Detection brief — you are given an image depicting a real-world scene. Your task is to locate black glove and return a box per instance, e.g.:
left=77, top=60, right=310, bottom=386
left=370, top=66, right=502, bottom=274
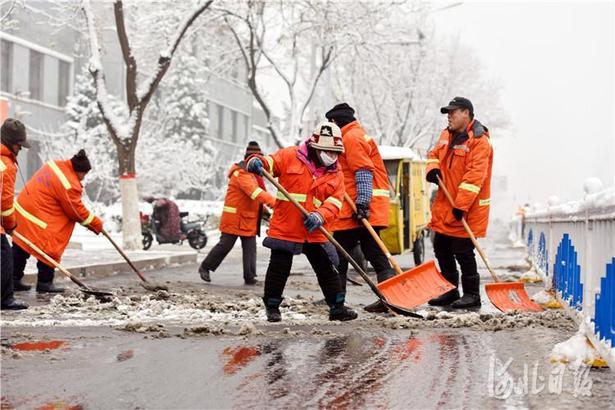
left=452, top=208, right=464, bottom=221
left=426, top=168, right=442, bottom=185
left=354, top=203, right=370, bottom=221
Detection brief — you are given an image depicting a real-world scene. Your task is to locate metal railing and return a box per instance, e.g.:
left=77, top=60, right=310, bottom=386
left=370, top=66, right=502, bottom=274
left=523, top=187, right=615, bottom=367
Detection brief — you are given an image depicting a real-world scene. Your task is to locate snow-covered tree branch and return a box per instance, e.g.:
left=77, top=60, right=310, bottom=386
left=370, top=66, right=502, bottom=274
left=80, top=0, right=214, bottom=249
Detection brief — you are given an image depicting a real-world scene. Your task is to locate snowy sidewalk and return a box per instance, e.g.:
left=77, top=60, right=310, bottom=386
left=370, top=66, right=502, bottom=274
left=21, top=225, right=198, bottom=284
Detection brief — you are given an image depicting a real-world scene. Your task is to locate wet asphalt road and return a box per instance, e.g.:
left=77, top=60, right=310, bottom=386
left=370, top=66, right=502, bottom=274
left=1, top=224, right=614, bottom=409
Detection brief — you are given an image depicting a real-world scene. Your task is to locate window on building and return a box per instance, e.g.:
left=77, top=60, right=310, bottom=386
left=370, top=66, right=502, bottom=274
left=218, top=104, right=224, bottom=139
left=29, top=50, right=44, bottom=100
left=58, top=60, right=70, bottom=107
left=231, top=110, right=238, bottom=143
left=1, top=40, right=13, bottom=93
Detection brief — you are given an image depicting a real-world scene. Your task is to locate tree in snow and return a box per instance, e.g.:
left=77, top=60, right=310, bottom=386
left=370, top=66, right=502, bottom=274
left=81, top=0, right=214, bottom=249
left=40, top=65, right=123, bottom=204
left=219, top=0, right=399, bottom=148
left=137, top=45, right=219, bottom=199
left=324, top=3, right=508, bottom=153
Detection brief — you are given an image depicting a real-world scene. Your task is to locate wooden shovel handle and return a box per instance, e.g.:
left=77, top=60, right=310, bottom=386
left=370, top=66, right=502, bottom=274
left=343, top=192, right=404, bottom=276
left=436, top=175, right=500, bottom=283
left=12, top=230, right=90, bottom=289
left=101, top=229, right=148, bottom=283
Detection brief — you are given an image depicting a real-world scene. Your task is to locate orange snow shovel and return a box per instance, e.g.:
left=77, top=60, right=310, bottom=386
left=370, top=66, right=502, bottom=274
left=12, top=231, right=113, bottom=298
left=262, top=170, right=422, bottom=318
left=437, top=176, right=542, bottom=312
left=343, top=192, right=455, bottom=308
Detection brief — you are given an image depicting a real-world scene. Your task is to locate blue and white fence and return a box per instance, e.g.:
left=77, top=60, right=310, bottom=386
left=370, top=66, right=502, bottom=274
left=524, top=187, right=615, bottom=367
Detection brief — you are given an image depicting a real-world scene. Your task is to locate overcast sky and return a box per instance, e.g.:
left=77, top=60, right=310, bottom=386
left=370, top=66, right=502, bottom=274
left=431, top=1, right=614, bottom=209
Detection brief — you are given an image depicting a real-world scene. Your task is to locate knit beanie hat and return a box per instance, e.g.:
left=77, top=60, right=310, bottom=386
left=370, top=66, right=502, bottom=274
left=244, top=141, right=262, bottom=158
left=325, top=103, right=356, bottom=128
left=71, top=149, right=92, bottom=173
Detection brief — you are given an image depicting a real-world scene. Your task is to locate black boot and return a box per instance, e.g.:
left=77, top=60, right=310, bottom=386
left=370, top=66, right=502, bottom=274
left=1, top=299, right=28, bottom=310
left=36, top=282, right=65, bottom=293
left=198, top=265, right=211, bottom=282
left=450, top=293, right=481, bottom=309
left=329, top=305, right=358, bottom=321
left=364, top=299, right=388, bottom=313
left=263, top=297, right=282, bottom=322
left=428, top=289, right=460, bottom=306
left=13, top=280, right=32, bottom=292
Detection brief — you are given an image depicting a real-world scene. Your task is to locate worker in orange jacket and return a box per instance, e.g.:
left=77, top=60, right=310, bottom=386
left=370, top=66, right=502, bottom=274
left=325, top=103, right=393, bottom=313
left=425, top=97, right=493, bottom=309
left=1, top=119, right=29, bottom=310
left=246, top=122, right=357, bottom=322
left=12, top=149, right=104, bottom=293
left=199, top=141, right=276, bottom=285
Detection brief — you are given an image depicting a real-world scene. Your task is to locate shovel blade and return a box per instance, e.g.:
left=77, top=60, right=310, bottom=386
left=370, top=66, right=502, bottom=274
left=377, top=260, right=456, bottom=309
left=485, top=282, right=543, bottom=312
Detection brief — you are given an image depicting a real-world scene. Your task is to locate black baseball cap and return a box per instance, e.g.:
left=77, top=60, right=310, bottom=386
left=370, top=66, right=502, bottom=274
left=440, top=97, right=474, bottom=115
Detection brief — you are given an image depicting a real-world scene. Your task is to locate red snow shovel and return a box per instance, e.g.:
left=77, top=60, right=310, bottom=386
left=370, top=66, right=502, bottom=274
left=101, top=229, right=169, bottom=292
left=262, top=170, right=422, bottom=318
left=12, top=231, right=113, bottom=298
left=437, top=176, right=542, bottom=312
left=344, top=193, right=455, bottom=308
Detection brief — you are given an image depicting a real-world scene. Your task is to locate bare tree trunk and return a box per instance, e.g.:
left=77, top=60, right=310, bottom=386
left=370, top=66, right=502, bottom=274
left=82, top=0, right=213, bottom=249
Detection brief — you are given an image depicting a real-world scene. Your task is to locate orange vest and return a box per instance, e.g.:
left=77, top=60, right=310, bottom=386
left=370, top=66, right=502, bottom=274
left=333, top=121, right=390, bottom=230
left=426, top=120, right=493, bottom=238
left=0, top=144, right=17, bottom=235
left=13, top=159, right=103, bottom=263
left=219, top=163, right=275, bottom=237
left=263, top=146, right=345, bottom=243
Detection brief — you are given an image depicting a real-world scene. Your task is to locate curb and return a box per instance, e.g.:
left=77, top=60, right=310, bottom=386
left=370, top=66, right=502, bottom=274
left=22, top=252, right=197, bottom=285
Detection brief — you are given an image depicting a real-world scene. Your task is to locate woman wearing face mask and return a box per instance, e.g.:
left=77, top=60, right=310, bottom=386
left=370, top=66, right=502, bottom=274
left=246, top=121, right=357, bottom=323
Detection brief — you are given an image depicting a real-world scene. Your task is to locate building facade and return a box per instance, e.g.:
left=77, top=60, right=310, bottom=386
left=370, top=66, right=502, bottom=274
left=0, top=2, right=275, bottom=194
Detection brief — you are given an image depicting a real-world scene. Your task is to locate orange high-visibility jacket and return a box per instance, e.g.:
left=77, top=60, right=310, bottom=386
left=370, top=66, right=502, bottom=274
left=333, top=121, right=390, bottom=231
left=262, top=146, right=345, bottom=243
left=219, top=162, right=275, bottom=237
left=426, top=120, right=493, bottom=238
left=13, top=159, right=103, bottom=263
left=0, top=144, right=18, bottom=235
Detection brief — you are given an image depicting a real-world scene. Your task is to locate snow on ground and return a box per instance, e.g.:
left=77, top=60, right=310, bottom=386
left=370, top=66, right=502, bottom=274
left=0, top=289, right=577, bottom=334
left=550, top=326, right=604, bottom=367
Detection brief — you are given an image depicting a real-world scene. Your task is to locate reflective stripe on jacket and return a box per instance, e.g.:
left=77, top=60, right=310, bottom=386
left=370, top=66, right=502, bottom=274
left=333, top=121, right=390, bottom=231
left=264, top=146, right=345, bottom=243
left=219, top=163, right=275, bottom=236
left=0, top=144, right=17, bottom=235
left=13, top=159, right=103, bottom=263
left=426, top=119, right=493, bottom=238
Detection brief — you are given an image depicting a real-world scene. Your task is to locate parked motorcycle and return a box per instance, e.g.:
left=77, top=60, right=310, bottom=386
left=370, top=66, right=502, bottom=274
left=141, top=211, right=208, bottom=250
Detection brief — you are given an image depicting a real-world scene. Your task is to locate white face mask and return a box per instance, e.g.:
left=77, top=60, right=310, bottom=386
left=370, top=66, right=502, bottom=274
left=318, top=150, right=338, bottom=167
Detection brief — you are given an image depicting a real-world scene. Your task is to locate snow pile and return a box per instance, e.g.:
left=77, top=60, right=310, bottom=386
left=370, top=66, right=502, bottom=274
left=526, top=181, right=615, bottom=219
left=519, top=266, right=543, bottom=283
left=531, top=290, right=562, bottom=309
left=0, top=291, right=324, bottom=328
left=550, top=327, right=605, bottom=367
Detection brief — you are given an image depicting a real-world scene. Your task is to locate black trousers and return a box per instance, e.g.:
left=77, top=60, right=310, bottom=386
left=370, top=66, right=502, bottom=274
left=433, top=232, right=480, bottom=296
left=333, top=227, right=395, bottom=293
left=200, top=233, right=257, bottom=281
left=263, top=243, right=343, bottom=307
left=12, top=243, right=55, bottom=284
left=1, top=234, right=15, bottom=304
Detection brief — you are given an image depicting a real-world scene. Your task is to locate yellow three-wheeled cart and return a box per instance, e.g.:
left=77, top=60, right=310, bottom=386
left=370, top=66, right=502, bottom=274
left=379, top=146, right=432, bottom=266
